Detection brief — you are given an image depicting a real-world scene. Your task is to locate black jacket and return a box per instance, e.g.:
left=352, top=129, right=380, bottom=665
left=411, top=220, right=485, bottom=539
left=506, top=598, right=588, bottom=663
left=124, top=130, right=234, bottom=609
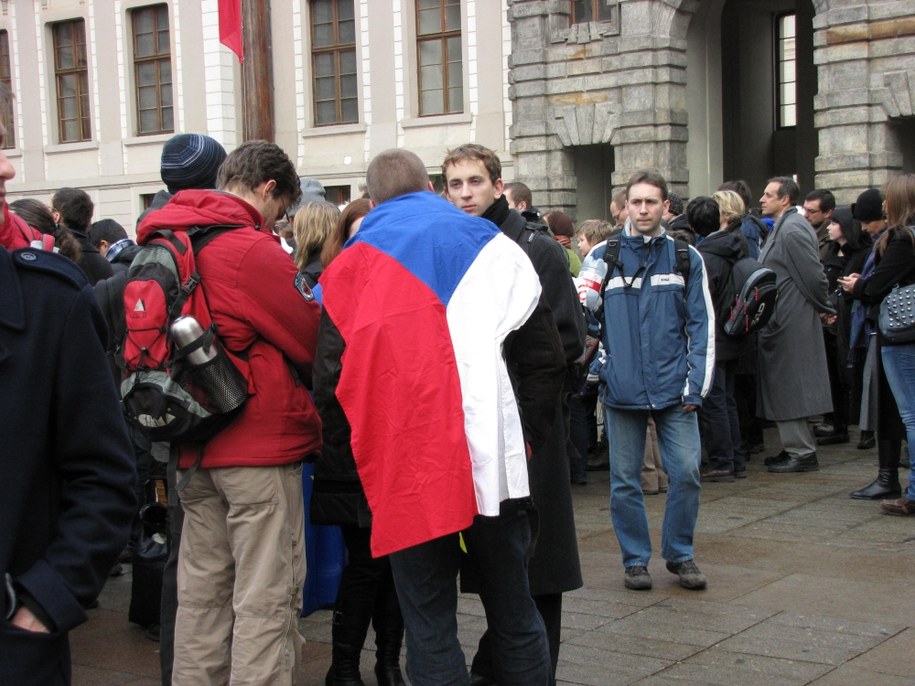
left=70, top=228, right=113, bottom=284
left=697, top=229, right=749, bottom=362
left=0, top=246, right=135, bottom=685
left=476, top=197, right=583, bottom=595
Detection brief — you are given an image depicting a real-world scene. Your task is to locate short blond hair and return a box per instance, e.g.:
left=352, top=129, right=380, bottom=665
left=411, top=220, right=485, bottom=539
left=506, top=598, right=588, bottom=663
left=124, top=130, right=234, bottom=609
left=576, top=218, right=614, bottom=245
left=712, top=190, right=745, bottom=225
left=293, top=201, right=341, bottom=271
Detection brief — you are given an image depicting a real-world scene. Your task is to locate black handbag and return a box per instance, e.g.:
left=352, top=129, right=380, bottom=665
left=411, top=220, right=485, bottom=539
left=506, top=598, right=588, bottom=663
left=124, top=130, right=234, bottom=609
left=878, top=284, right=915, bottom=344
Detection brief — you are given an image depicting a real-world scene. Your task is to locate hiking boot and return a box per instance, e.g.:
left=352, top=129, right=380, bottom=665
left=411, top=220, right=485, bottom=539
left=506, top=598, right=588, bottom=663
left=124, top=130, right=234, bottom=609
left=763, top=450, right=789, bottom=466
left=881, top=496, right=915, bottom=516
left=665, top=559, right=707, bottom=590
left=768, top=452, right=819, bottom=473
left=624, top=565, right=652, bottom=591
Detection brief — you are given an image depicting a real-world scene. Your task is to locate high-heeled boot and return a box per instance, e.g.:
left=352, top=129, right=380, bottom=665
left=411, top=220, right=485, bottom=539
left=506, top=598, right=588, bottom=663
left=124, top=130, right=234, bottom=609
left=372, top=587, right=405, bottom=686
left=850, top=439, right=902, bottom=500
left=325, top=611, right=368, bottom=686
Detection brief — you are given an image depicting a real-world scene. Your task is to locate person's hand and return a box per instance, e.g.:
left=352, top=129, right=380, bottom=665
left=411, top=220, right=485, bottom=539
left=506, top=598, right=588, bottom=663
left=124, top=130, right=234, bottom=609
left=838, top=273, right=859, bottom=293
left=10, top=606, right=50, bottom=633
left=820, top=312, right=837, bottom=326
left=682, top=403, right=699, bottom=413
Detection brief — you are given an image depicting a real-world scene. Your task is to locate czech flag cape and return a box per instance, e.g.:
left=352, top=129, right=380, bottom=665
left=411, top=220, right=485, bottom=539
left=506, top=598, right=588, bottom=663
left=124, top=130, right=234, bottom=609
left=320, top=192, right=541, bottom=557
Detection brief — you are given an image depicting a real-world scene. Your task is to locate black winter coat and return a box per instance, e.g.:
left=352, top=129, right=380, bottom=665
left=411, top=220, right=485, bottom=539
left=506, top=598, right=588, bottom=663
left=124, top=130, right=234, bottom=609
left=479, top=199, right=584, bottom=596
left=697, top=229, right=749, bottom=362
left=69, top=228, right=113, bottom=284
left=0, top=246, right=136, bottom=685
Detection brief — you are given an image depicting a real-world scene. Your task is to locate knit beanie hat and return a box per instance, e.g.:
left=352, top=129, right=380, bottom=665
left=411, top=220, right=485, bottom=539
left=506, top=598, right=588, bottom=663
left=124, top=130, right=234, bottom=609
left=160, top=134, right=228, bottom=193
left=851, top=188, right=883, bottom=223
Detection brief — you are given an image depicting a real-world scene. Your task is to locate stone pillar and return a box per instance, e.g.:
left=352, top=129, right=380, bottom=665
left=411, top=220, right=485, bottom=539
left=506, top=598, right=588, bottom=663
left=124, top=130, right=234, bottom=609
left=813, top=5, right=915, bottom=202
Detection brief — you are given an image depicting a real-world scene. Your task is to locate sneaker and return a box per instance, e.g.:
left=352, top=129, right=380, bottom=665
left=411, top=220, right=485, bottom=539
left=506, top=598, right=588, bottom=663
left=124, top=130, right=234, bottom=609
left=665, top=559, right=707, bottom=590
left=624, top=565, right=652, bottom=591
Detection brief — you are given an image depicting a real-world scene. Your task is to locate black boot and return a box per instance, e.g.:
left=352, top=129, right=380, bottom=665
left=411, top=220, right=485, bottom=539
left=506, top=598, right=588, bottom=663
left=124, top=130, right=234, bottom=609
left=326, top=611, right=368, bottom=686
left=372, top=586, right=405, bottom=686
left=850, top=439, right=902, bottom=500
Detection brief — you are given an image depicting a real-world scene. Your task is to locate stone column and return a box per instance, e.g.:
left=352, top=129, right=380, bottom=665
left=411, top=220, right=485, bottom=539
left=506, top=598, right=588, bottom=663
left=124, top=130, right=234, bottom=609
left=813, top=5, right=915, bottom=202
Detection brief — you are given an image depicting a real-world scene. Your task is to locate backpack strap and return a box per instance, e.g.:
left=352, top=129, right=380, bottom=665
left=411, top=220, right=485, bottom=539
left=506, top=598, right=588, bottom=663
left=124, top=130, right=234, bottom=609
left=601, top=234, right=622, bottom=289
left=673, top=237, right=691, bottom=286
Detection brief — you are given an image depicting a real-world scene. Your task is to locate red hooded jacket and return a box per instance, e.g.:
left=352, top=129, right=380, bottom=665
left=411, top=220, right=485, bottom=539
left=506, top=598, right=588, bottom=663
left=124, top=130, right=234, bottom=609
left=136, top=189, right=322, bottom=469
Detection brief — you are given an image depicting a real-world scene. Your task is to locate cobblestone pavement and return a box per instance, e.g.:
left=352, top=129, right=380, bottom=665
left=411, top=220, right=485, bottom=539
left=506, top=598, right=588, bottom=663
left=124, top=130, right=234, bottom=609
left=72, top=427, right=914, bottom=685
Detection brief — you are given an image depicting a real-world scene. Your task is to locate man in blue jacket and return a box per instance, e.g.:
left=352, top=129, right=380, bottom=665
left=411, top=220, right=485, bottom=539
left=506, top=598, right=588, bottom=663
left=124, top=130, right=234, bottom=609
left=580, top=170, right=714, bottom=592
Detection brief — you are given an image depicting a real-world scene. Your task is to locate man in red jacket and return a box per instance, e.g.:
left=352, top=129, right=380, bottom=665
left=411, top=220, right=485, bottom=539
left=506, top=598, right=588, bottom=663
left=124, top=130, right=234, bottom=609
left=136, top=141, right=321, bottom=684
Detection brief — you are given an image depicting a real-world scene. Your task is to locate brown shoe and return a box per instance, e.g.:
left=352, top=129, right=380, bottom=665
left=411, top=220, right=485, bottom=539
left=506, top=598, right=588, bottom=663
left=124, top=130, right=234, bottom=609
left=880, top=497, right=915, bottom=516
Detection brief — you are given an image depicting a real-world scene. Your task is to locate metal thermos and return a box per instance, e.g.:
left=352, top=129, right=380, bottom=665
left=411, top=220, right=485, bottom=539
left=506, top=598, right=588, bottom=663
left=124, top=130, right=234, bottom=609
left=170, top=316, right=216, bottom=365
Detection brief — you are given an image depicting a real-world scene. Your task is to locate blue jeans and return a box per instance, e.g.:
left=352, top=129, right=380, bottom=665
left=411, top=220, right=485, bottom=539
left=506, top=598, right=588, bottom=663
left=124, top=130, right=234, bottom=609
left=881, top=343, right=915, bottom=498
left=388, top=502, right=550, bottom=686
left=604, top=404, right=702, bottom=567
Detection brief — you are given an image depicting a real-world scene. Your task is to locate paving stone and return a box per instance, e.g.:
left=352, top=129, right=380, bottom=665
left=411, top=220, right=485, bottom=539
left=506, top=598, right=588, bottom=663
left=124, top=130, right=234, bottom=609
left=648, top=646, right=835, bottom=685
left=840, top=627, right=915, bottom=676
left=557, top=642, right=672, bottom=684
left=808, top=665, right=915, bottom=685
left=717, top=611, right=897, bottom=665
left=737, top=575, right=911, bottom=627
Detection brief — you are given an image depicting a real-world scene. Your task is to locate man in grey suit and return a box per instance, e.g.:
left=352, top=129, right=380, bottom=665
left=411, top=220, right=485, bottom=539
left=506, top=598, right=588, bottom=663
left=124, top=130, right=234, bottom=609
left=757, top=177, right=835, bottom=473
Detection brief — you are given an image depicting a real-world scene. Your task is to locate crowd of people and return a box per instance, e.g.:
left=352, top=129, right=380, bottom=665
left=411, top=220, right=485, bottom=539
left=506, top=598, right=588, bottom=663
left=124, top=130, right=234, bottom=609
left=2, top=80, right=914, bottom=683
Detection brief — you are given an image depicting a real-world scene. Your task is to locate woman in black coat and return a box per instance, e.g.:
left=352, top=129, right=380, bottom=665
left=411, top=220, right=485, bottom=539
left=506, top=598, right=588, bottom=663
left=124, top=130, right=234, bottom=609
left=817, top=207, right=871, bottom=445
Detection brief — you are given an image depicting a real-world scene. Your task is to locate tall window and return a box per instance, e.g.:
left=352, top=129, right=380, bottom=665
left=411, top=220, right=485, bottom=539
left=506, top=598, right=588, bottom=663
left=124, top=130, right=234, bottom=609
left=571, top=0, right=612, bottom=24
left=776, top=13, right=796, bottom=128
left=416, top=0, right=462, bottom=116
left=311, top=0, right=358, bottom=126
left=132, top=4, right=173, bottom=134
left=0, top=31, right=13, bottom=148
left=52, top=19, right=91, bottom=143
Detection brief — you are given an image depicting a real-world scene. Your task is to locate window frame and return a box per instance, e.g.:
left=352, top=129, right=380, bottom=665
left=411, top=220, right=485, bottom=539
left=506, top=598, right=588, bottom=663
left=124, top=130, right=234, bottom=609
left=570, top=0, right=613, bottom=25
left=775, top=12, right=797, bottom=129
left=415, top=0, right=463, bottom=117
left=0, top=30, right=14, bottom=149
left=51, top=18, right=92, bottom=144
left=310, top=0, right=359, bottom=127
left=131, top=3, right=174, bottom=136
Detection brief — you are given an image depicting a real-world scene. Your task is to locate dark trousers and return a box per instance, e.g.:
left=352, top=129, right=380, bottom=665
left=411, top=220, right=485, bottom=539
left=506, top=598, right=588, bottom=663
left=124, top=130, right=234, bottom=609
left=568, top=393, right=594, bottom=482
left=389, top=502, right=550, bottom=686
left=336, top=524, right=401, bottom=655
left=159, top=455, right=183, bottom=685
left=471, top=592, right=562, bottom=685
left=701, top=359, right=745, bottom=472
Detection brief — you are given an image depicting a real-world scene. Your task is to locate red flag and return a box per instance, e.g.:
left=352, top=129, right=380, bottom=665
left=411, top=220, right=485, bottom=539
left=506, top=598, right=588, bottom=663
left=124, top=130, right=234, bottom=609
left=218, top=0, right=243, bottom=62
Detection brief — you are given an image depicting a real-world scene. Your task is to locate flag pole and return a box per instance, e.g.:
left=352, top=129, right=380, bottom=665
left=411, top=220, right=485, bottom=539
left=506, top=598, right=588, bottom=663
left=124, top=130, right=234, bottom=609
left=240, top=0, right=275, bottom=142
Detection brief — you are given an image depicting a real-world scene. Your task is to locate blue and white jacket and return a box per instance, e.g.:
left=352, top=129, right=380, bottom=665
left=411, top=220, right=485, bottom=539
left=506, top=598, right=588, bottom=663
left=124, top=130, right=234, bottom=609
left=578, top=226, right=715, bottom=410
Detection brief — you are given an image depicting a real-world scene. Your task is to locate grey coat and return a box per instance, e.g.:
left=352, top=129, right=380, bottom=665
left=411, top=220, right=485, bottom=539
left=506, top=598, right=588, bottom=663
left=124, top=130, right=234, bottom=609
left=757, top=208, right=834, bottom=420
